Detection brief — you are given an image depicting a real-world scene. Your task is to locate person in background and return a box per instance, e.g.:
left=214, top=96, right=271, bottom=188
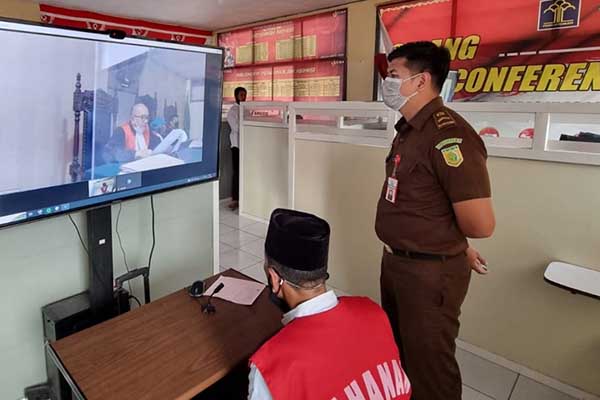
left=149, top=116, right=188, bottom=156
left=376, top=41, right=495, bottom=400
left=248, top=208, right=411, bottom=400
left=165, top=105, right=180, bottom=133
left=150, top=117, right=167, bottom=140
left=226, top=87, right=247, bottom=210
left=103, top=103, right=161, bottom=163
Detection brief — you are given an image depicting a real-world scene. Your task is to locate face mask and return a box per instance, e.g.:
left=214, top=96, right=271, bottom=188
left=268, top=275, right=291, bottom=314
left=382, top=74, right=421, bottom=111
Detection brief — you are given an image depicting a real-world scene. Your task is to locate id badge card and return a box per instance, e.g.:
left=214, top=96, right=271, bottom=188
left=385, top=177, right=398, bottom=203
left=385, top=154, right=401, bottom=203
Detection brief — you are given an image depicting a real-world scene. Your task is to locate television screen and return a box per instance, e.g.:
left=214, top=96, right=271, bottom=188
left=0, top=19, right=223, bottom=229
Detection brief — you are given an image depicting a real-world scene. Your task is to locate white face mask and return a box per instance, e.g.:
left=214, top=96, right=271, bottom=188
left=382, top=74, right=421, bottom=111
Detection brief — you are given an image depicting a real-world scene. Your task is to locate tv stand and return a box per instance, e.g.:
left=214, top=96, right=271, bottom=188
left=36, top=203, right=153, bottom=400
left=87, top=204, right=115, bottom=320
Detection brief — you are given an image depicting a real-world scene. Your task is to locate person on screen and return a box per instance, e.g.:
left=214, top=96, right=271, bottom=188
left=150, top=117, right=168, bottom=139
left=226, top=86, right=246, bottom=210
left=248, top=209, right=411, bottom=400
left=150, top=116, right=189, bottom=155
left=165, top=105, right=181, bottom=133
left=103, top=103, right=161, bottom=163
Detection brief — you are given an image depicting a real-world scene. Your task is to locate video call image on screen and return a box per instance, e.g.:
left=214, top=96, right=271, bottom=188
left=0, top=23, right=223, bottom=227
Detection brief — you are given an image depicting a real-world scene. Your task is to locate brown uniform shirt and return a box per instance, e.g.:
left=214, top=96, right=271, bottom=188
left=375, top=97, right=491, bottom=256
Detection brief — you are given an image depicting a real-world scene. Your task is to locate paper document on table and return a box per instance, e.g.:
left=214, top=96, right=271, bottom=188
left=205, top=276, right=265, bottom=306
left=153, top=129, right=189, bottom=154
left=121, top=154, right=184, bottom=173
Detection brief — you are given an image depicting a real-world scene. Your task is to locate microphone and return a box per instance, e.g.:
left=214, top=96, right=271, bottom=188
left=202, top=282, right=224, bottom=314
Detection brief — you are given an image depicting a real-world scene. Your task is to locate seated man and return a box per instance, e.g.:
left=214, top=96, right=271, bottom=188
left=249, top=208, right=412, bottom=400
left=103, top=103, right=161, bottom=163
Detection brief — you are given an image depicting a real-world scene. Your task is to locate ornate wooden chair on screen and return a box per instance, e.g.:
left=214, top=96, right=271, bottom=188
left=70, top=73, right=119, bottom=182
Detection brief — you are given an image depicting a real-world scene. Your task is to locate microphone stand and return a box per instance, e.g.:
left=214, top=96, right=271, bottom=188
left=202, top=282, right=224, bottom=314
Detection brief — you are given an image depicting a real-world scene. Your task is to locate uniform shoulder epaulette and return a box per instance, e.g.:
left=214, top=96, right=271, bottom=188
left=433, top=109, right=457, bottom=130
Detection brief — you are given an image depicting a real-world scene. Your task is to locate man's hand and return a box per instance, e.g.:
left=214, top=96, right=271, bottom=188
left=135, top=149, right=152, bottom=159
left=466, top=246, right=488, bottom=275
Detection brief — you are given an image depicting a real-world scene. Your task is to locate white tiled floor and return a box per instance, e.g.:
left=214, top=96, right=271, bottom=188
left=240, top=262, right=268, bottom=284
left=240, top=238, right=266, bottom=259
left=240, top=222, right=269, bottom=238
left=220, top=229, right=262, bottom=248
left=510, top=376, right=580, bottom=400
left=220, top=248, right=262, bottom=270
left=457, top=348, right=519, bottom=400
left=218, top=204, right=580, bottom=400
left=463, top=385, right=494, bottom=400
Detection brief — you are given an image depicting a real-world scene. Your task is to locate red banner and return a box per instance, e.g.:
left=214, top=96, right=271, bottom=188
left=39, top=4, right=211, bottom=45
left=379, top=0, right=600, bottom=102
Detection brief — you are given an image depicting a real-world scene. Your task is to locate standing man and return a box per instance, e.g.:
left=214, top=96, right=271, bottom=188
left=375, top=41, right=495, bottom=400
left=226, top=86, right=247, bottom=210
left=249, top=208, right=412, bottom=400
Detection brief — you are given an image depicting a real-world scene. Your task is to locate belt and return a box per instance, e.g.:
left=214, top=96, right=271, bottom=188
left=384, top=244, right=448, bottom=262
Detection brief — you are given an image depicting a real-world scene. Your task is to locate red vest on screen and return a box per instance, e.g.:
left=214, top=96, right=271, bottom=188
left=250, top=296, right=412, bottom=400
left=121, top=123, right=150, bottom=151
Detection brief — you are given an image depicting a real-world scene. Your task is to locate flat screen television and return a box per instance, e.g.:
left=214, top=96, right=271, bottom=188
left=0, top=19, right=223, bottom=229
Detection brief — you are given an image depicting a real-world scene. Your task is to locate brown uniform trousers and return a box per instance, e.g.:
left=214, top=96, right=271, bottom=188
left=380, top=249, right=471, bottom=400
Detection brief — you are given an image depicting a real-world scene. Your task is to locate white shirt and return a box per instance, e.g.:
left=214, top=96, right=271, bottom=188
left=227, top=103, right=240, bottom=148
left=135, top=129, right=148, bottom=152
left=248, top=290, right=339, bottom=400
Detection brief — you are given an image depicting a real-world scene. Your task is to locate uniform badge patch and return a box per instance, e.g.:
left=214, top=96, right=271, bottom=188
left=441, top=145, right=464, bottom=167
left=435, top=138, right=463, bottom=150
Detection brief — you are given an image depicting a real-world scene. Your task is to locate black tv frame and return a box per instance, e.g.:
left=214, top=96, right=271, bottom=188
left=0, top=17, right=224, bottom=231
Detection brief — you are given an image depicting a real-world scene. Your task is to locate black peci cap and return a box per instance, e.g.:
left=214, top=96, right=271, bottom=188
left=265, top=209, right=330, bottom=271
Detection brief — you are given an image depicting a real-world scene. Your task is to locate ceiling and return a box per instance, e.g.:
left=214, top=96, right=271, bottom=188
left=37, top=0, right=358, bottom=31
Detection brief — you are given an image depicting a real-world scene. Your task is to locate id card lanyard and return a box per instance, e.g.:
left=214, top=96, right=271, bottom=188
left=385, top=154, right=401, bottom=203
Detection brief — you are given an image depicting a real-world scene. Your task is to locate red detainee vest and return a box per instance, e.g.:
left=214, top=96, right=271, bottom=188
left=251, top=296, right=412, bottom=400
left=121, top=123, right=150, bottom=151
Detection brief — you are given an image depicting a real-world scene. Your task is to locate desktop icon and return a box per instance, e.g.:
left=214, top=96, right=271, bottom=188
left=45, top=208, right=53, bottom=214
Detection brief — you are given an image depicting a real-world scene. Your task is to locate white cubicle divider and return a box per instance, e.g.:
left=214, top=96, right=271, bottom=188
left=238, top=100, right=397, bottom=218
left=288, top=102, right=398, bottom=210
left=239, top=102, right=289, bottom=222
left=286, top=102, right=398, bottom=299
left=238, top=99, right=600, bottom=220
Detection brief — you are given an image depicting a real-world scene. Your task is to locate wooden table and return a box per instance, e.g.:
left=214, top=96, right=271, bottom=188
left=47, top=269, right=282, bottom=400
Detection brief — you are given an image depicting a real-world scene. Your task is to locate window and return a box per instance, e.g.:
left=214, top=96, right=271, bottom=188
left=457, top=111, right=535, bottom=149
left=219, top=10, right=347, bottom=103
